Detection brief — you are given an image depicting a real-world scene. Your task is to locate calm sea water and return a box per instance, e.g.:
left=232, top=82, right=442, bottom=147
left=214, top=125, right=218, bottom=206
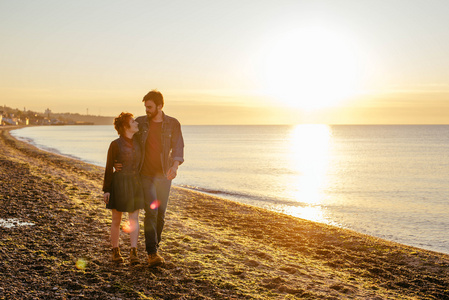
left=11, top=125, right=449, bottom=254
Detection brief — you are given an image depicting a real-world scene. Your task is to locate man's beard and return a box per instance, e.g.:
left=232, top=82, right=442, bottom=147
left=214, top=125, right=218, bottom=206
left=147, top=110, right=158, bottom=119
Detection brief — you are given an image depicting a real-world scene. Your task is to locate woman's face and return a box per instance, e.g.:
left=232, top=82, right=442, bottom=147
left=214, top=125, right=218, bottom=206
left=127, top=118, right=139, bottom=134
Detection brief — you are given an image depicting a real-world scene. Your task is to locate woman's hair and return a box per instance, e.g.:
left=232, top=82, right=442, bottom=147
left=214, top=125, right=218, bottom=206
left=114, top=112, right=133, bottom=135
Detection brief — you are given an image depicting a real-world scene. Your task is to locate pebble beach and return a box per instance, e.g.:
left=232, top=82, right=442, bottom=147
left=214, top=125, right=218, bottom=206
left=1, top=126, right=448, bottom=299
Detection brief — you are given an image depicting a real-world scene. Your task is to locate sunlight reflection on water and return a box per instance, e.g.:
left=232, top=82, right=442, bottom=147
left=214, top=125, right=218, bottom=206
left=286, top=124, right=332, bottom=223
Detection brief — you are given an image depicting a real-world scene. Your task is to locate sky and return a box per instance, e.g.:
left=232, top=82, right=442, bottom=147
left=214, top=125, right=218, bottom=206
left=1, top=0, right=449, bottom=124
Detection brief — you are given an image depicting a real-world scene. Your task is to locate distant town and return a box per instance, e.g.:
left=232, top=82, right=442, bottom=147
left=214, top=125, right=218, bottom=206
left=1, top=105, right=114, bottom=126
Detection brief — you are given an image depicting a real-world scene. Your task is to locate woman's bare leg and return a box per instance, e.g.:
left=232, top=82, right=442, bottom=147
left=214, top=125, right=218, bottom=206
left=128, top=210, right=140, bottom=248
left=111, top=209, right=122, bottom=248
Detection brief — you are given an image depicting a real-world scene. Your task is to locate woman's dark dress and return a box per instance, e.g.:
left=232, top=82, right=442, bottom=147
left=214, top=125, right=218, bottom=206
left=103, top=136, right=144, bottom=212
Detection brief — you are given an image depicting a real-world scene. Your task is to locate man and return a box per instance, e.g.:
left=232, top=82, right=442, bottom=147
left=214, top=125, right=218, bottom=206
left=135, top=90, right=184, bottom=267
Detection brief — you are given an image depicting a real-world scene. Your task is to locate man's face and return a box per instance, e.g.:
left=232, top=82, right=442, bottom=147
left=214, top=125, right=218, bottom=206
left=144, top=100, right=159, bottom=119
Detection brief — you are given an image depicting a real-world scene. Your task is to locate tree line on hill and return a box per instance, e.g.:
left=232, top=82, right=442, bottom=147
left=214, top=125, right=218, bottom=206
left=1, top=106, right=114, bottom=126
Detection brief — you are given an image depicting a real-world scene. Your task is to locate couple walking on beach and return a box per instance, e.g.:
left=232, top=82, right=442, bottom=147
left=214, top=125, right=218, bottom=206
left=102, top=90, right=184, bottom=267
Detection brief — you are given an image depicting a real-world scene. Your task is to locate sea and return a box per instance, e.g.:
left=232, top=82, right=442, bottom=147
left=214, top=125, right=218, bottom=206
left=11, top=125, right=449, bottom=254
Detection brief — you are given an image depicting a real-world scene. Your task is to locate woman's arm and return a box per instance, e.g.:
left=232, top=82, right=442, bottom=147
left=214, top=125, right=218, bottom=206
left=102, top=141, right=119, bottom=193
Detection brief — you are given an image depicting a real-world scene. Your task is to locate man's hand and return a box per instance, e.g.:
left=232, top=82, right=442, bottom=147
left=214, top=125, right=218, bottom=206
left=113, top=160, right=122, bottom=172
left=104, top=192, right=110, bottom=204
left=166, top=164, right=179, bottom=180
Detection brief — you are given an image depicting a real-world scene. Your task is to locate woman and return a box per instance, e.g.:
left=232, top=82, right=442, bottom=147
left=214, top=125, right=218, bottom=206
left=103, top=112, right=144, bottom=264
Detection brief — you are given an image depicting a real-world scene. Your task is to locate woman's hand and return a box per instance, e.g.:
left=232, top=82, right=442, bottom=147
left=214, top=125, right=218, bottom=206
left=104, top=192, right=110, bottom=204
left=113, top=160, right=122, bottom=172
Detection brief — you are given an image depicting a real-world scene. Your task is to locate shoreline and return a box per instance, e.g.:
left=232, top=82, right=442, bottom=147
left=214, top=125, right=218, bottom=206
left=10, top=124, right=449, bottom=256
left=1, top=127, right=449, bottom=299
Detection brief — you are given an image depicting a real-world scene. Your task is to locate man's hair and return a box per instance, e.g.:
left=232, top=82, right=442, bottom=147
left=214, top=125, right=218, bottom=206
left=142, top=90, right=164, bottom=107
left=114, top=112, right=133, bottom=136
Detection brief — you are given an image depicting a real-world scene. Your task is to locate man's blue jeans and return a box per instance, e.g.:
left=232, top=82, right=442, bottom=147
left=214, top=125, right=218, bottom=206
left=141, top=174, right=172, bottom=254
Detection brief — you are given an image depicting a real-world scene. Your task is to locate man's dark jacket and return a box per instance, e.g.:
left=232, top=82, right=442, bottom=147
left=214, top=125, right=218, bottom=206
left=135, top=112, right=184, bottom=177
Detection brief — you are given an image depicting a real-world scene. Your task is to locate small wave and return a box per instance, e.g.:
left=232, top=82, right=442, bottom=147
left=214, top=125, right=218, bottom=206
left=177, top=184, right=316, bottom=207
left=11, top=130, right=101, bottom=166
left=178, top=184, right=254, bottom=198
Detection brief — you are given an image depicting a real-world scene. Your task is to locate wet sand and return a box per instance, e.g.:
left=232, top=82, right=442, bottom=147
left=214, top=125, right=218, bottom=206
left=1, top=126, right=448, bottom=299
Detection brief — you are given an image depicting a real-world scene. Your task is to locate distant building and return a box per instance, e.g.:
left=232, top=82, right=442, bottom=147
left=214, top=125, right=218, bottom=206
left=3, top=118, right=18, bottom=125
left=45, top=108, right=51, bottom=118
left=19, top=118, right=29, bottom=125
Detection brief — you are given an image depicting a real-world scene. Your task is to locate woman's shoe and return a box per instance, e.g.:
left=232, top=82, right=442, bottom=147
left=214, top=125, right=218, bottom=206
left=130, top=247, right=139, bottom=265
left=112, top=247, right=124, bottom=263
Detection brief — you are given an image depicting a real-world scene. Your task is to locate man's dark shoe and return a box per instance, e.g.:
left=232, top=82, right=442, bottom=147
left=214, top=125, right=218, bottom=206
left=148, top=252, right=165, bottom=267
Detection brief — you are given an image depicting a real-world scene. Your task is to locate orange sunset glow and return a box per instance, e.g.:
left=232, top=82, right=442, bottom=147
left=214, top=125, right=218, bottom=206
left=1, top=1, right=449, bottom=124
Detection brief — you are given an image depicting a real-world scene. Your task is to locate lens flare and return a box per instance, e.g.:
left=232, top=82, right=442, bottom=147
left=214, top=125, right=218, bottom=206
left=150, top=200, right=160, bottom=210
left=75, top=258, right=87, bottom=270
left=122, top=221, right=131, bottom=233
left=122, top=220, right=137, bottom=233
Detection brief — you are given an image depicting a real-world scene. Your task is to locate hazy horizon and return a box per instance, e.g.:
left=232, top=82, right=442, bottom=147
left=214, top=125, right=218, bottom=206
left=5, top=104, right=449, bottom=126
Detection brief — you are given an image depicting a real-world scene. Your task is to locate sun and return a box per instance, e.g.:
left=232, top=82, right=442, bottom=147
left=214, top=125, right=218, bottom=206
left=260, top=26, right=360, bottom=111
